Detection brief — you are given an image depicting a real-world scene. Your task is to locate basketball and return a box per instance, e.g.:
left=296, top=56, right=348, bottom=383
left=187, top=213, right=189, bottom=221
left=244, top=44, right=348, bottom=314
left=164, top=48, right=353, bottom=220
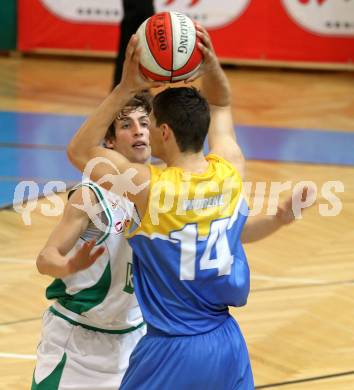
left=136, top=11, right=203, bottom=82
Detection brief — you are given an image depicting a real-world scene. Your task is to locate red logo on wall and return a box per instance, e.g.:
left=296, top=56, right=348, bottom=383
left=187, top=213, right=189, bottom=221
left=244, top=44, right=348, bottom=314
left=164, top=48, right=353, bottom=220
left=282, top=0, right=354, bottom=36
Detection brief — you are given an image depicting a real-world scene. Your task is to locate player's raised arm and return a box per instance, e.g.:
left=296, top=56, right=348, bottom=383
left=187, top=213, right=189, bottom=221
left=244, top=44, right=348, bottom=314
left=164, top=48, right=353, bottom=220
left=67, top=35, right=159, bottom=210
left=36, top=188, right=104, bottom=278
left=196, top=25, right=244, bottom=176
left=242, top=186, right=315, bottom=243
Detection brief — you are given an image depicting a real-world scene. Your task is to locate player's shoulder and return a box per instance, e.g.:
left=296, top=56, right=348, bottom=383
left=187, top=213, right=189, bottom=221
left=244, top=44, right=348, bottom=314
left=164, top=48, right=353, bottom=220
left=68, top=181, right=102, bottom=204
left=207, top=153, right=242, bottom=173
left=148, top=162, right=171, bottom=179
left=207, top=150, right=244, bottom=180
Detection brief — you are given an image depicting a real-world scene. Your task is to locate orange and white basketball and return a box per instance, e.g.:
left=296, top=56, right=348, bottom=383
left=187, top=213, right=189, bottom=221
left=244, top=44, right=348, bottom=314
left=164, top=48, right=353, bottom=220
left=136, top=11, right=203, bottom=82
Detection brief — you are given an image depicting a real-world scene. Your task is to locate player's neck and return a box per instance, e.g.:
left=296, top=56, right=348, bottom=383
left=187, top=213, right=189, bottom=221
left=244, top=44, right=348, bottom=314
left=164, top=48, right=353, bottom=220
left=166, top=151, right=209, bottom=173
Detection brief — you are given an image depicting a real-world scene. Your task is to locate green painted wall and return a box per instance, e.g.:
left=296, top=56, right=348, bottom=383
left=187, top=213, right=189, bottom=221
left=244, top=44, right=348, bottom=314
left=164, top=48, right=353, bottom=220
left=0, top=1, right=17, bottom=50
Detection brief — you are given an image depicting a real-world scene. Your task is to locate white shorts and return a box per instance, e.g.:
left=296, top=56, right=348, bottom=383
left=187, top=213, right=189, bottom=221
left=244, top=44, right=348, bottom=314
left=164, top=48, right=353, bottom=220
left=32, top=310, right=146, bottom=390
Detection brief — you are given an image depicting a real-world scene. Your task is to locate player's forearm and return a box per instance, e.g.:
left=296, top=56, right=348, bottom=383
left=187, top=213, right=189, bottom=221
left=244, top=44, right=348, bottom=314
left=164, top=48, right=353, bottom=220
left=36, top=246, right=71, bottom=279
left=67, top=85, right=135, bottom=171
left=201, top=61, right=231, bottom=107
left=202, top=61, right=237, bottom=148
left=241, top=215, right=283, bottom=244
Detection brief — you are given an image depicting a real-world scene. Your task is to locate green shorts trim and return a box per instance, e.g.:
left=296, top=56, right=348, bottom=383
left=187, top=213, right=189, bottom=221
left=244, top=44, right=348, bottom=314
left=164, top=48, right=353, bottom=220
left=32, top=353, right=66, bottom=390
left=49, top=306, right=145, bottom=334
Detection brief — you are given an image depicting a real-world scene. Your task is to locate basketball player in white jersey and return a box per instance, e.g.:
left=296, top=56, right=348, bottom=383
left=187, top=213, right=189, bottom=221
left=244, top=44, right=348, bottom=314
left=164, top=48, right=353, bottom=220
left=31, top=94, right=152, bottom=390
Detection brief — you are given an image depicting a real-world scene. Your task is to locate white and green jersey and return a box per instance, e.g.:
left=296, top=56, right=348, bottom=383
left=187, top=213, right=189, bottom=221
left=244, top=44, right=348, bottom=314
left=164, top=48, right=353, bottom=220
left=46, top=181, right=143, bottom=333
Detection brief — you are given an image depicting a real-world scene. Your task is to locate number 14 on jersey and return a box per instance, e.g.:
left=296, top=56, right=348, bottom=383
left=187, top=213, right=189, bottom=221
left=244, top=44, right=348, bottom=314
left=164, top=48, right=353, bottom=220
left=170, top=218, right=233, bottom=281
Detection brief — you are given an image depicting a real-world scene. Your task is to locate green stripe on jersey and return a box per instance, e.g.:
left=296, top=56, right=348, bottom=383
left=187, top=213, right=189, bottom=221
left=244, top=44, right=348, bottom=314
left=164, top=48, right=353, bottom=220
left=46, top=261, right=111, bottom=315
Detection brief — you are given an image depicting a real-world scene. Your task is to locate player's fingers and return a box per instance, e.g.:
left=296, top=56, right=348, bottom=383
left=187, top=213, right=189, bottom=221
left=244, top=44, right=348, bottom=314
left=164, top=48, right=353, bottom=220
left=196, top=29, right=212, bottom=50
left=126, top=35, right=138, bottom=60
left=195, top=23, right=209, bottom=38
left=197, top=42, right=214, bottom=62
left=132, top=45, right=142, bottom=65
left=184, top=68, right=204, bottom=83
left=305, top=184, right=317, bottom=201
left=87, top=239, right=96, bottom=249
left=184, top=75, right=197, bottom=83
left=78, top=241, right=90, bottom=254
left=90, top=246, right=105, bottom=263
left=196, top=29, right=215, bottom=55
left=150, top=81, right=165, bottom=88
left=138, top=70, right=164, bottom=88
left=79, top=239, right=95, bottom=256
left=293, top=185, right=310, bottom=204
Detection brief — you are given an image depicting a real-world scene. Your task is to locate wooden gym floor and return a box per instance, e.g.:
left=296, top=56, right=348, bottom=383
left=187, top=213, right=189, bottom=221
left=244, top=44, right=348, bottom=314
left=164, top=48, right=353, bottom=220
left=0, top=55, right=353, bottom=389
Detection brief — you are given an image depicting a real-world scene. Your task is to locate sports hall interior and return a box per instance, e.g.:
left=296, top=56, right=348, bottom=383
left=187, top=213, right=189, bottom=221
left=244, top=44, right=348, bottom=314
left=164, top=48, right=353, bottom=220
left=0, top=2, right=353, bottom=389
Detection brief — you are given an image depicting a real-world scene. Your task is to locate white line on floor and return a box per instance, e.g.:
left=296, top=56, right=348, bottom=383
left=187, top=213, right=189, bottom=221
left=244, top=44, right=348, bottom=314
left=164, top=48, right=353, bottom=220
left=0, top=353, right=36, bottom=360
left=252, top=273, right=325, bottom=285
left=0, top=258, right=35, bottom=264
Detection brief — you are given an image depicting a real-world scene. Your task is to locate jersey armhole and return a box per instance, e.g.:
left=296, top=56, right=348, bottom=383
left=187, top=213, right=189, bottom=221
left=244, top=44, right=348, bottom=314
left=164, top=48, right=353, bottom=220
left=68, top=182, right=113, bottom=245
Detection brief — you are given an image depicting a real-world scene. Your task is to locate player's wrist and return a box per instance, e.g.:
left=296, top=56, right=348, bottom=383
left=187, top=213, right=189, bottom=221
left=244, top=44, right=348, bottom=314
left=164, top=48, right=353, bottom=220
left=59, top=257, right=77, bottom=278
left=275, top=207, right=293, bottom=226
left=113, top=83, right=136, bottom=100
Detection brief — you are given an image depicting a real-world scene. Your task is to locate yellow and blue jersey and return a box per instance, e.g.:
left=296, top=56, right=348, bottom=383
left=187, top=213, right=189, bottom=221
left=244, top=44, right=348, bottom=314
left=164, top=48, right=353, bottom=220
left=127, top=154, right=250, bottom=336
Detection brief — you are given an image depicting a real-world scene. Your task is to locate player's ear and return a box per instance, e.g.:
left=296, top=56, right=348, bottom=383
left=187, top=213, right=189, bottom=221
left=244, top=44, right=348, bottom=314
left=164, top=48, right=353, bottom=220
left=104, top=137, right=115, bottom=149
left=161, top=123, right=171, bottom=142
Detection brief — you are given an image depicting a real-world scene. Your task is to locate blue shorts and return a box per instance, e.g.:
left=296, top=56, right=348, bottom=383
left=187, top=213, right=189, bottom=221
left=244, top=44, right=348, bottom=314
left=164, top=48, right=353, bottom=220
left=120, top=316, right=254, bottom=389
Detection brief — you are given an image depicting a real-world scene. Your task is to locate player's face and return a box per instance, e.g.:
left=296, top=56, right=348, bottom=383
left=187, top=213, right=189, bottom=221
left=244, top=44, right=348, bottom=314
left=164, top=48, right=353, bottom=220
left=109, top=108, right=151, bottom=164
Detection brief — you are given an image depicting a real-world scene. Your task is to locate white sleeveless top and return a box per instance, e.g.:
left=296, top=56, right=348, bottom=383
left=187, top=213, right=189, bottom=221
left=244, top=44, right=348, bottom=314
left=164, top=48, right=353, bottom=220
left=46, top=181, right=143, bottom=333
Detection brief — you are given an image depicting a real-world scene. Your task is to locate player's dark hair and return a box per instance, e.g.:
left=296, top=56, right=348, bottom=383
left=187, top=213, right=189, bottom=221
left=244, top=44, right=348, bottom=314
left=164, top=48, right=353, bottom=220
left=153, top=87, right=210, bottom=153
left=105, top=92, right=152, bottom=142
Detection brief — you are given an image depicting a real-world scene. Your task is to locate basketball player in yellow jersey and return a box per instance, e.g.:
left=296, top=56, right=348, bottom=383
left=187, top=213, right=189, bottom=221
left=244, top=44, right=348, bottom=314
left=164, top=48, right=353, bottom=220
left=67, top=26, right=312, bottom=389
left=67, top=24, right=254, bottom=388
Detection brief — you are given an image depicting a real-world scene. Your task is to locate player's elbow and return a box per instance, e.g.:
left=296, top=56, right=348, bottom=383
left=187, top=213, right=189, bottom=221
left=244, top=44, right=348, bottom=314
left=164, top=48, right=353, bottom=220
left=67, top=140, right=79, bottom=167
left=36, top=250, right=47, bottom=275
left=229, top=149, right=245, bottom=180
left=230, top=291, right=249, bottom=307
left=67, top=139, right=87, bottom=171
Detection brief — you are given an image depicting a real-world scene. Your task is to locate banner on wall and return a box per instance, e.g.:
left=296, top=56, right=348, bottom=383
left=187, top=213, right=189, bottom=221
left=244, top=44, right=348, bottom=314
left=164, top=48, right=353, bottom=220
left=18, top=0, right=354, bottom=65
